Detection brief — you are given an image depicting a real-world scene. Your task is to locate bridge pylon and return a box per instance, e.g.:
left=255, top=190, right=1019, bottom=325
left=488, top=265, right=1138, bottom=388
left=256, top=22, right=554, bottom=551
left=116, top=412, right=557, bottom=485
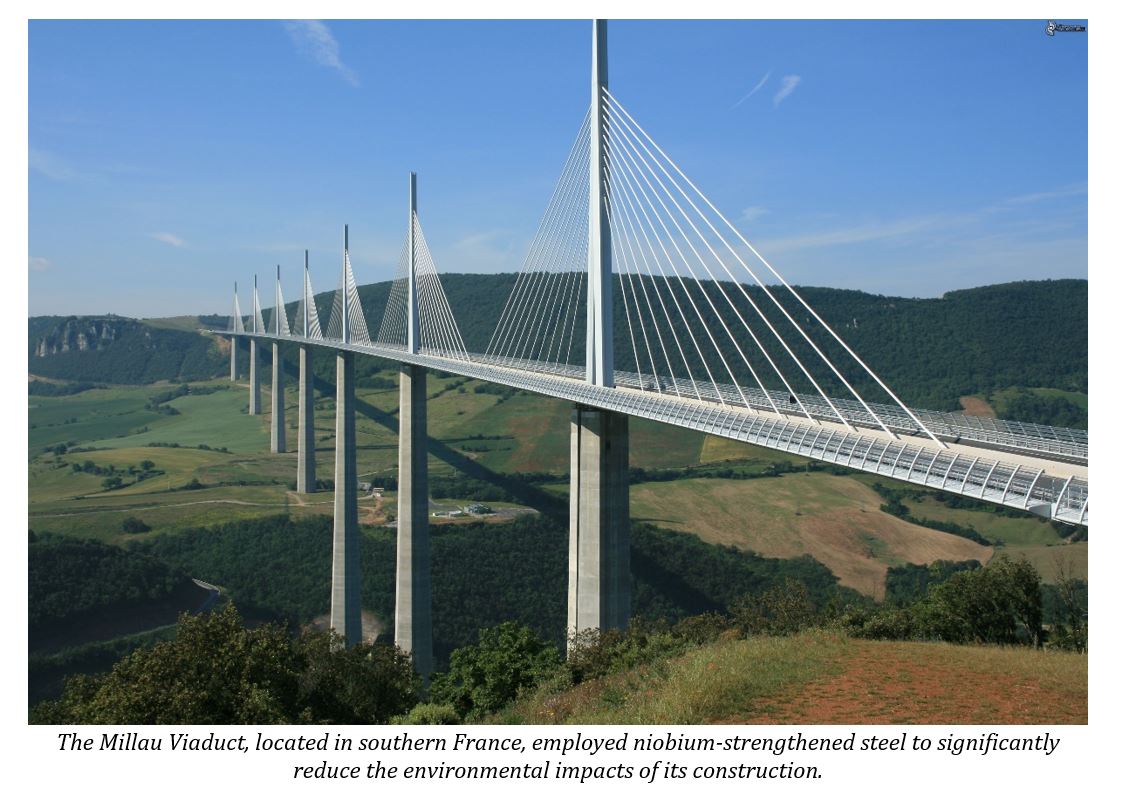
left=249, top=276, right=262, bottom=415
left=296, top=251, right=316, bottom=493
left=395, top=172, right=433, bottom=684
left=270, top=265, right=286, bottom=453
left=330, top=226, right=362, bottom=647
left=568, top=19, right=631, bottom=645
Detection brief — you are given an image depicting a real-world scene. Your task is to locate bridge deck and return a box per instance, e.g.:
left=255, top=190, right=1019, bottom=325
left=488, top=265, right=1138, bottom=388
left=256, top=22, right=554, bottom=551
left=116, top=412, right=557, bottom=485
left=222, top=332, right=1088, bottom=526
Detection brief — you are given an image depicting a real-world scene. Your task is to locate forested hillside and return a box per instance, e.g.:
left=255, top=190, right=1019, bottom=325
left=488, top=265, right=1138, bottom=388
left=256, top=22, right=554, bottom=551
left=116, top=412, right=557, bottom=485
left=136, top=513, right=858, bottom=668
left=29, top=316, right=227, bottom=383
left=29, top=534, right=196, bottom=649
left=29, top=278, right=1086, bottom=412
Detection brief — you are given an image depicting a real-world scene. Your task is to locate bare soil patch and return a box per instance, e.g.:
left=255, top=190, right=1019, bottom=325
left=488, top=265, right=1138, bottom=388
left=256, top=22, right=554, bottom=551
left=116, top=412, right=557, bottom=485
left=737, top=640, right=1086, bottom=724
left=958, top=396, right=997, bottom=418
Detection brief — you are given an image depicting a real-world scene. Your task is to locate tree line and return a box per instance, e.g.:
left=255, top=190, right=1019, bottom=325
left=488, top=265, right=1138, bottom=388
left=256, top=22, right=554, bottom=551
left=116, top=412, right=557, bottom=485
left=29, top=278, right=1086, bottom=418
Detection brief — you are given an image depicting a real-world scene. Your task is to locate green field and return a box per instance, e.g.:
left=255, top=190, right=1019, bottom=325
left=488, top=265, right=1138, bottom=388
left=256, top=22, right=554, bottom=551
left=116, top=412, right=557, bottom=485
left=630, top=474, right=994, bottom=599
left=29, top=375, right=1086, bottom=598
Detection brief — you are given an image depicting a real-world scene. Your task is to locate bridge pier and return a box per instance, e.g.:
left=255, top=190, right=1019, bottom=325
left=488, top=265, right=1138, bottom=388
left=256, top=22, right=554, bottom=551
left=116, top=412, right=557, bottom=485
left=230, top=337, right=238, bottom=381
left=567, top=405, right=630, bottom=645
left=248, top=338, right=261, bottom=415
left=396, top=363, right=432, bottom=682
left=331, top=350, right=362, bottom=647
left=296, top=345, right=315, bottom=493
left=270, top=341, right=285, bottom=453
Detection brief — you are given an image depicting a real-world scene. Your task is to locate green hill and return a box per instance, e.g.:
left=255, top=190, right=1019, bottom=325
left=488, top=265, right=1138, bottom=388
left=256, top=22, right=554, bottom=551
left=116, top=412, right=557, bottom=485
left=29, top=277, right=1086, bottom=412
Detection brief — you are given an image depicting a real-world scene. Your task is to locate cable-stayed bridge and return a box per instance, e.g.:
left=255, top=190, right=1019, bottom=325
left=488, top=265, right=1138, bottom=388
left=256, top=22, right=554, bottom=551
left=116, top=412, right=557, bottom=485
left=214, top=21, right=1087, bottom=677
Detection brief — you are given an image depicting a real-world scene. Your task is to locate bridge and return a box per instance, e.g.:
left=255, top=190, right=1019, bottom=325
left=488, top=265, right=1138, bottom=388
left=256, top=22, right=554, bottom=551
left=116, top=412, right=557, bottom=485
left=214, top=21, right=1088, bottom=680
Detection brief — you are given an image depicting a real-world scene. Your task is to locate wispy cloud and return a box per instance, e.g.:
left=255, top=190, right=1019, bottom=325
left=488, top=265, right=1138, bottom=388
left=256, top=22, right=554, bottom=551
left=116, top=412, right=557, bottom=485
left=985, top=183, right=1087, bottom=212
left=773, top=75, right=801, bottom=108
left=750, top=183, right=1086, bottom=263
left=757, top=216, right=945, bottom=254
left=283, top=20, right=359, bottom=87
left=152, top=232, right=187, bottom=248
left=29, top=148, right=83, bottom=181
left=731, top=70, right=772, bottom=110
left=739, top=206, right=769, bottom=223
left=29, top=256, right=50, bottom=272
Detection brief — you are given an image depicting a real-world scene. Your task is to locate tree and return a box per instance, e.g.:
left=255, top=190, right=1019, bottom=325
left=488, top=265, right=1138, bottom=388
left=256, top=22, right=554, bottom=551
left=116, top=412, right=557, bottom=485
left=429, top=621, right=561, bottom=721
left=917, top=556, right=1043, bottom=645
left=33, top=604, right=419, bottom=724
left=1047, top=559, right=1087, bottom=652
left=294, top=633, right=419, bottom=724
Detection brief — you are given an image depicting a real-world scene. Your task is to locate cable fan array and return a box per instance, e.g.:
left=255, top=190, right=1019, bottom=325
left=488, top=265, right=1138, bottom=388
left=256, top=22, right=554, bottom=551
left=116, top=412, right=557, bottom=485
left=292, top=257, right=325, bottom=341
left=485, top=90, right=938, bottom=441
left=484, top=112, right=591, bottom=374
left=375, top=213, right=470, bottom=360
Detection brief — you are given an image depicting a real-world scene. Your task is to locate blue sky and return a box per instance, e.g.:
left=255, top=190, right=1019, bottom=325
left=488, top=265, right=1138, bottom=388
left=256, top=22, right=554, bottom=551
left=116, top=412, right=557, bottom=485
left=28, top=19, right=1087, bottom=317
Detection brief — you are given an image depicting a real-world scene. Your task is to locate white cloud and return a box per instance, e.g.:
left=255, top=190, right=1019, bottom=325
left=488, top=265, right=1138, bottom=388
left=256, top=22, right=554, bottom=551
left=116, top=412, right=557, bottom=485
left=283, top=20, right=359, bottom=87
left=29, top=149, right=82, bottom=181
left=152, top=232, right=187, bottom=248
left=756, top=216, right=945, bottom=254
left=739, top=206, right=769, bottom=223
left=773, top=75, right=802, bottom=108
left=985, top=183, right=1088, bottom=212
left=731, top=70, right=772, bottom=110
left=29, top=256, right=50, bottom=272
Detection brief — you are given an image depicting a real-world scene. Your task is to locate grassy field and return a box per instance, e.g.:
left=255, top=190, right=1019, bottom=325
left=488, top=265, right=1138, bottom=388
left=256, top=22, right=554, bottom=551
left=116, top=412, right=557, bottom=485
left=503, top=630, right=1087, bottom=725
left=29, top=375, right=1085, bottom=599
left=630, top=475, right=993, bottom=598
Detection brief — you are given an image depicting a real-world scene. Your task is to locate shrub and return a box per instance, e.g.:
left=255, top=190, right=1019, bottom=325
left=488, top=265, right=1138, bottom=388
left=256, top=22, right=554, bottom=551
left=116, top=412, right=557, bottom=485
left=394, top=702, right=462, bottom=725
left=429, top=621, right=561, bottom=721
left=121, top=517, right=151, bottom=534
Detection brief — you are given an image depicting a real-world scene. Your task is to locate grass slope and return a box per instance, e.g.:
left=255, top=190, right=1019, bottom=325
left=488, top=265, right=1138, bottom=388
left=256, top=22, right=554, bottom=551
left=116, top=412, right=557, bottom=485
left=504, top=631, right=1086, bottom=725
left=630, top=475, right=992, bottom=598
left=29, top=377, right=1078, bottom=600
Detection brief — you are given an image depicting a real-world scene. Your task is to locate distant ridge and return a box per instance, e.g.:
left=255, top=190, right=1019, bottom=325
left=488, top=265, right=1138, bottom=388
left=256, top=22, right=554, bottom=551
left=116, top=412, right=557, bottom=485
left=29, top=277, right=1086, bottom=411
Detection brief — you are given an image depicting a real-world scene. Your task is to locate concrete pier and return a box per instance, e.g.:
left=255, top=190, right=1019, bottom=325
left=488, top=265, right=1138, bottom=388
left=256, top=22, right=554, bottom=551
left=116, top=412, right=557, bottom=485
left=296, top=345, right=315, bottom=493
left=395, top=363, right=432, bottom=681
left=330, top=351, right=362, bottom=647
left=230, top=338, right=237, bottom=381
left=567, top=405, right=630, bottom=643
left=248, top=338, right=261, bottom=415
left=270, top=341, right=285, bottom=453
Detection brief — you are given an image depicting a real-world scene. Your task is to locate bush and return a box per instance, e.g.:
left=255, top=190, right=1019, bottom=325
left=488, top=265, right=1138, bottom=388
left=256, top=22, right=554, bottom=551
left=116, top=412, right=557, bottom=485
left=429, top=621, right=561, bottom=721
left=121, top=517, right=151, bottom=534
left=394, top=702, right=462, bottom=725
left=729, top=578, right=816, bottom=637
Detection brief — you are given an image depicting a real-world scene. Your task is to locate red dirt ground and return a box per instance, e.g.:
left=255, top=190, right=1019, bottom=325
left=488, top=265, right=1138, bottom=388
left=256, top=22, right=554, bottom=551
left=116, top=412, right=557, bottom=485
left=737, top=643, right=1086, bottom=725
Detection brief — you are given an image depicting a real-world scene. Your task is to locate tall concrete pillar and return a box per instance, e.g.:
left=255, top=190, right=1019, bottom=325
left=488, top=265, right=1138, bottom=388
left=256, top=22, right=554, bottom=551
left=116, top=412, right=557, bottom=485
left=395, top=363, right=432, bottom=681
left=248, top=338, right=261, bottom=415
left=296, top=345, right=315, bottom=493
left=568, top=405, right=630, bottom=643
left=331, top=351, right=362, bottom=647
left=270, top=341, right=285, bottom=453
left=230, top=338, right=237, bottom=381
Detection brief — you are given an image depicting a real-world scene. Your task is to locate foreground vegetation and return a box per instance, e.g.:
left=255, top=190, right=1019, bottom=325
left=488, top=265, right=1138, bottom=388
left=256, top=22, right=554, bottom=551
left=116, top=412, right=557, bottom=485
left=33, top=551, right=1086, bottom=724
left=34, top=605, right=419, bottom=724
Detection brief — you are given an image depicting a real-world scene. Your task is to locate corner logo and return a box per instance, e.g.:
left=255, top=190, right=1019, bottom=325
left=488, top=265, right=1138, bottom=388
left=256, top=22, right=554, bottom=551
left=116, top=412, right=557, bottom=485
left=1046, top=20, right=1087, bottom=36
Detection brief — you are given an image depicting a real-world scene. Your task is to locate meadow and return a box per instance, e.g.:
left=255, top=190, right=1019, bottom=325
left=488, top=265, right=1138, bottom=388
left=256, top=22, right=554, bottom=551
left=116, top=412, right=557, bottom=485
left=29, top=370, right=1084, bottom=600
